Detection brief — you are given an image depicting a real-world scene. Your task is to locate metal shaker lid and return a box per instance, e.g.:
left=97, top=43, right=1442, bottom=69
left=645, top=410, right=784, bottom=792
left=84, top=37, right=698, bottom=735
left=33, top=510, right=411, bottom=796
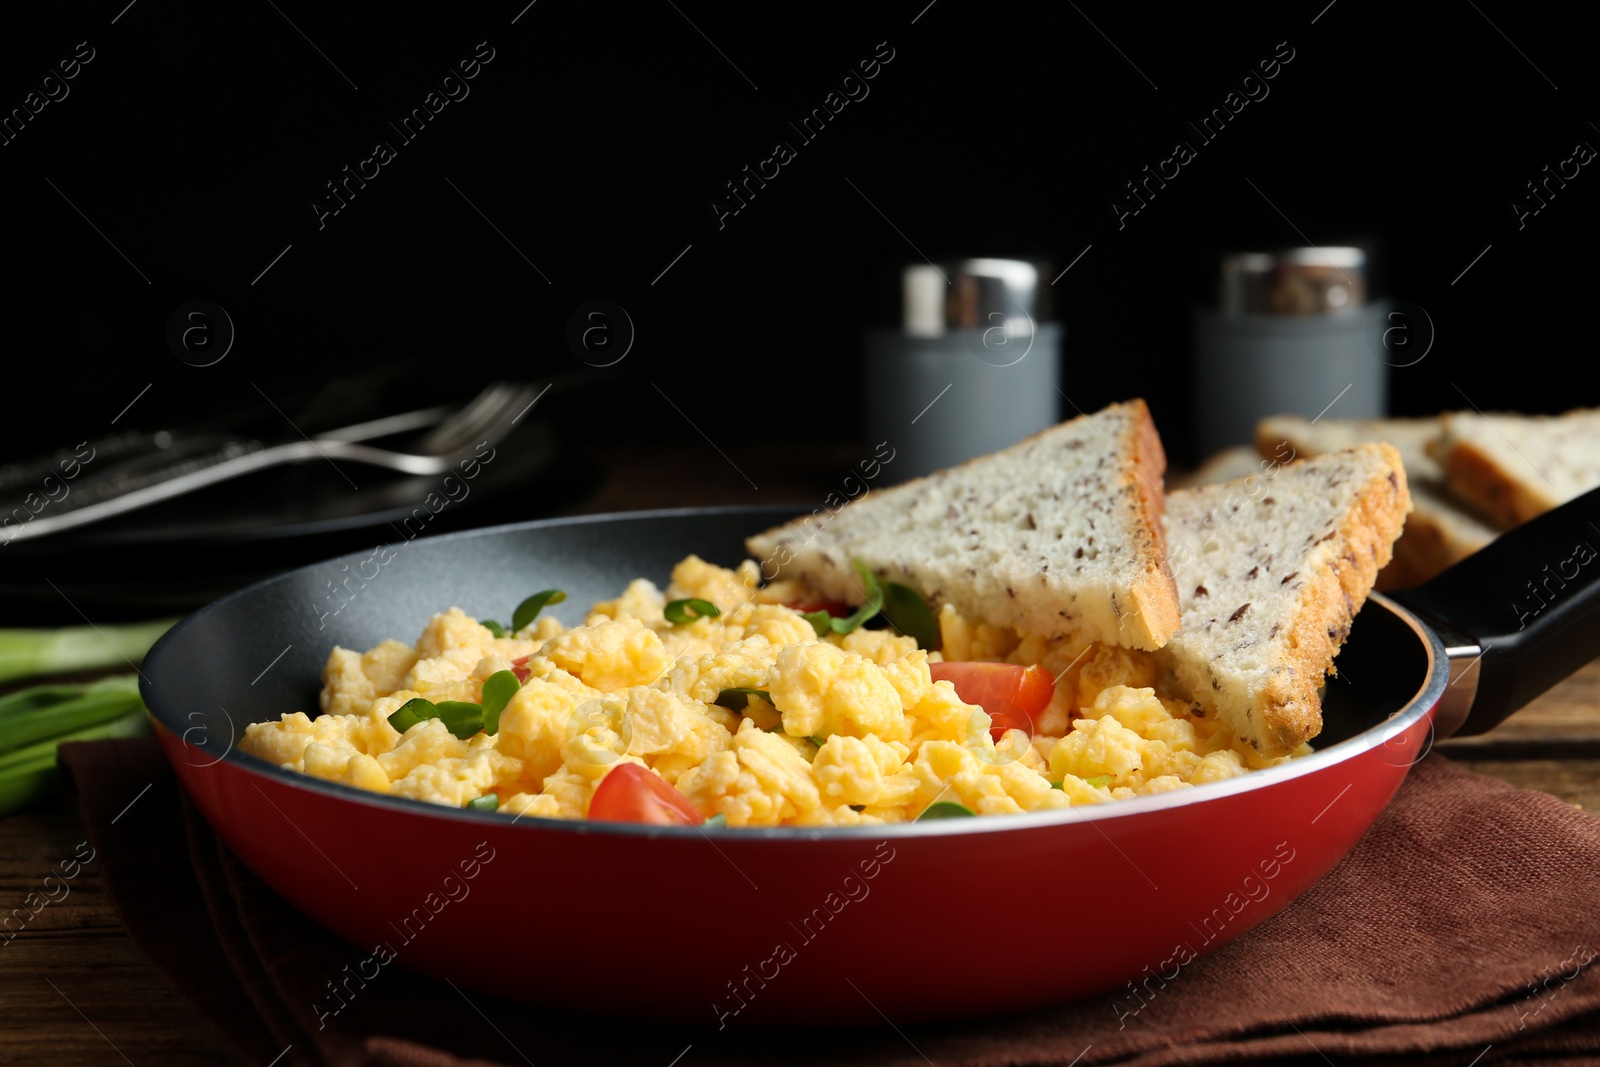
left=1219, top=247, right=1367, bottom=315
left=877, top=258, right=1052, bottom=338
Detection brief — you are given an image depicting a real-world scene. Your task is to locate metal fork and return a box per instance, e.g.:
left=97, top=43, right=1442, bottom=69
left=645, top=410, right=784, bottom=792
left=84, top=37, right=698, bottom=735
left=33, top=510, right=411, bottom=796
left=5, top=381, right=545, bottom=543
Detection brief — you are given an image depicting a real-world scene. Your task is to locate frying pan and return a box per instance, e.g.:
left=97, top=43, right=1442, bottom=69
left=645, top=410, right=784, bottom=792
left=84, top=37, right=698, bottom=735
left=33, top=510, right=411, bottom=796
left=139, top=492, right=1600, bottom=1028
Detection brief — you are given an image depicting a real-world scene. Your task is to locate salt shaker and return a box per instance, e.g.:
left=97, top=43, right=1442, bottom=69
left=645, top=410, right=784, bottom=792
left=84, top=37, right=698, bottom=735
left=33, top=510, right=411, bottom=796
left=1193, top=247, right=1388, bottom=456
left=864, top=259, right=1061, bottom=481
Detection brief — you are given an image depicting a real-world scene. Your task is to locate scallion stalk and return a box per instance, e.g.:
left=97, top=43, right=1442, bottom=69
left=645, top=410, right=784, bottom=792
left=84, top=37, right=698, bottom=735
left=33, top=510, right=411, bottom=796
left=0, top=756, right=60, bottom=816
left=0, top=700, right=149, bottom=817
left=0, top=618, right=176, bottom=684
left=0, top=676, right=144, bottom=758
left=0, top=704, right=149, bottom=773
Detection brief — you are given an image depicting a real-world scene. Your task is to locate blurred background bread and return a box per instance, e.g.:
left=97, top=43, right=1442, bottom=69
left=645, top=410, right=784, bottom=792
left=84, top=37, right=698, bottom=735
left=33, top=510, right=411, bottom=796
left=1180, top=408, right=1600, bottom=590
left=1428, top=409, right=1600, bottom=528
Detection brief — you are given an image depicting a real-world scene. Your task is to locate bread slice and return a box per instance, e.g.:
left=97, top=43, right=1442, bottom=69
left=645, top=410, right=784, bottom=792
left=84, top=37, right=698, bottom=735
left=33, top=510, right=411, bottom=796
left=1256, top=414, right=1447, bottom=479
left=1170, top=446, right=1266, bottom=490
left=1160, top=444, right=1411, bottom=756
left=1255, top=415, right=1496, bottom=587
left=1382, top=482, right=1497, bottom=588
left=746, top=400, right=1182, bottom=650
left=1427, top=408, right=1600, bottom=528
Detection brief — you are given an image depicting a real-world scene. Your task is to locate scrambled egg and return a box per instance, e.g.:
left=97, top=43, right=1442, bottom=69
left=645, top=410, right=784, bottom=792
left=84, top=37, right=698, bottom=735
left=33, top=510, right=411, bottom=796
left=241, top=556, right=1308, bottom=826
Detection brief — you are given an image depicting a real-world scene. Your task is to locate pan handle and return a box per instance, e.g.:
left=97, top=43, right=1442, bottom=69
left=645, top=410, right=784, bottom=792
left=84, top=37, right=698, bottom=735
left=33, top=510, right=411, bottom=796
left=1389, top=483, right=1600, bottom=738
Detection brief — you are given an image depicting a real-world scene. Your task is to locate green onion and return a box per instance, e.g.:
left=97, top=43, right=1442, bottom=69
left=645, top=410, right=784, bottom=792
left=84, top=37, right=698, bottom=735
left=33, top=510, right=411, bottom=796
left=0, top=705, right=148, bottom=775
left=480, top=619, right=507, bottom=638
left=0, top=681, right=150, bottom=817
left=0, top=676, right=144, bottom=759
left=881, top=581, right=940, bottom=650
left=701, top=813, right=727, bottom=829
left=389, top=680, right=512, bottom=740
left=916, top=800, right=976, bottom=820
left=803, top=560, right=887, bottom=638
left=0, top=751, right=59, bottom=779
left=512, top=590, right=566, bottom=632
left=664, top=598, right=719, bottom=624
left=466, top=794, right=499, bottom=812
left=480, top=670, right=520, bottom=735
left=0, top=685, right=95, bottom=718
left=800, top=610, right=833, bottom=638
left=0, top=757, right=61, bottom=817
left=808, top=735, right=827, bottom=747
left=387, top=697, right=437, bottom=733
left=833, top=561, right=885, bottom=634
left=434, top=701, right=486, bottom=740
left=1050, top=780, right=1064, bottom=790
left=1083, top=775, right=1112, bottom=788
left=713, top=688, right=771, bottom=711
left=0, top=618, right=176, bottom=684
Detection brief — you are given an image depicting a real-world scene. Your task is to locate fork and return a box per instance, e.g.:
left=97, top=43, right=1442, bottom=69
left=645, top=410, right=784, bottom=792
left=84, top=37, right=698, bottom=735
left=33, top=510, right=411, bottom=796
left=4, top=381, right=545, bottom=544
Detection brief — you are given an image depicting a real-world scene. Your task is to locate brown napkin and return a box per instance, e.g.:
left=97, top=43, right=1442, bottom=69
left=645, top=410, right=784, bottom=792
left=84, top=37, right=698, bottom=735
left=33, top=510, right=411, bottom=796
left=61, top=738, right=1600, bottom=1067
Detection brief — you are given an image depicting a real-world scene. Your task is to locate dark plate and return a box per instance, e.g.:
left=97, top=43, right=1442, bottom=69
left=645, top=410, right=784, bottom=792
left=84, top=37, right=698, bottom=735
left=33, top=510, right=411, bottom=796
left=0, top=418, right=598, bottom=624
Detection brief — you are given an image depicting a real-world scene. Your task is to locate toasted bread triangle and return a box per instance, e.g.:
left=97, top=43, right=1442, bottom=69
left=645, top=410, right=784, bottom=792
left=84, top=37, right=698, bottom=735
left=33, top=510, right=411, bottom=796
left=746, top=400, right=1181, bottom=650
left=1161, top=443, right=1411, bottom=756
left=1426, top=408, right=1600, bottom=528
left=1255, top=415, right=1496, bottom=587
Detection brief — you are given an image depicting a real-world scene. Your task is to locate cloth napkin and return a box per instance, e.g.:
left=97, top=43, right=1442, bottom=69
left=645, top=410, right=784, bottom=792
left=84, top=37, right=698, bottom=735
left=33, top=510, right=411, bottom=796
left=60, top=738, right=1600, bottom=1066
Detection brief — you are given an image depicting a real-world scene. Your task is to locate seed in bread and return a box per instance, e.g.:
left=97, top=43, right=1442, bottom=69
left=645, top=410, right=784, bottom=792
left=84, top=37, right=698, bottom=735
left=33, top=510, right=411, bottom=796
left=1255, top=414, right=1495, bottom=588
left=1160, top=443, right=1412, bottom=757
left=1426, top=408, right=1600, bottom=528
left=745, top=399, right=1182, bottom=650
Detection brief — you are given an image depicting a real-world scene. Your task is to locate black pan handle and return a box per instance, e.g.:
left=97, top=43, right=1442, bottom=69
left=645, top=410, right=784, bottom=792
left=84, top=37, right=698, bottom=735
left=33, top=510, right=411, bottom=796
left=1390, top=483, right=1600, bottom=738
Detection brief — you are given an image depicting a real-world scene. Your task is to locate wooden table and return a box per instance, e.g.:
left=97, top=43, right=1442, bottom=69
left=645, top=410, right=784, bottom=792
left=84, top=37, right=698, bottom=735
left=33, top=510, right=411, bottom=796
left=3, top=444, right=1597, bottom=1065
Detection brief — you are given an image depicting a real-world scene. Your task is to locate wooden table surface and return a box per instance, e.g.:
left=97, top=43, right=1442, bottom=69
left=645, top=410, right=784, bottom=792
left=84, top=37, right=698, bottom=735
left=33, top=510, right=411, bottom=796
left=2, top=444, right=1597, bottom=1066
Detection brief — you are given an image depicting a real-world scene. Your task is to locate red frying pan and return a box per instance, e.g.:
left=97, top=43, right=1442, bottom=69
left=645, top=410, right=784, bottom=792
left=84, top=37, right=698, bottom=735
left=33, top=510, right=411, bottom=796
left=140, top=490, right=1600, bottom=1027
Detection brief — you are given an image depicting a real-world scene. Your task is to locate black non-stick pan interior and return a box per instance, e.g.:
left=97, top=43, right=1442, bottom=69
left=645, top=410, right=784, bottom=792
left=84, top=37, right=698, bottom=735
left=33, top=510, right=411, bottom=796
left=143, top=505, right=1437, bottom=765
left=1315, top=599, right=1434, bottom=748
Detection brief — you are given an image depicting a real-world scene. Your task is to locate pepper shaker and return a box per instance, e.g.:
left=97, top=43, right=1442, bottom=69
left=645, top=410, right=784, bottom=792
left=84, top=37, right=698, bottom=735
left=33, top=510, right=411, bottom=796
left=864, top=259, right=1061, bottom=481
left=1194, top=247, right=1388, bottom=455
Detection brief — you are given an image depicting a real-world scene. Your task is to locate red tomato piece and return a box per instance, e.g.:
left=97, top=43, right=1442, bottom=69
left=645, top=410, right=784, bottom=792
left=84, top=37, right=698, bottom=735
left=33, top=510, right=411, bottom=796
left=787, top=599, right=853, bottom=617
left=588, top=764, right=705, bottom=826
left=928, top=662, right=1055, bottom=741
left=510, top=655, right=531, bottom=684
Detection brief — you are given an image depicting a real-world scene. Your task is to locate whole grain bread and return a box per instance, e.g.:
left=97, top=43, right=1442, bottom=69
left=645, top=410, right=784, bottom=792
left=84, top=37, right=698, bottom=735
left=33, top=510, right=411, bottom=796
left=745, top=400, right=1182, bottom=650
left=1427, top=408, right=1600, bottom=528
left=1170, top=445, right=1265, bottom=490
left=1255, top=415, right=1496, bottom=588
left=1160, top=443, right=1411, bottom=756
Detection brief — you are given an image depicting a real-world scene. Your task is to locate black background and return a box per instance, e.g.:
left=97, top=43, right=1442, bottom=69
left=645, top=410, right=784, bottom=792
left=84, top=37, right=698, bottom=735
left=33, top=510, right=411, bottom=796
left=1, top=0, right=1592, bottom=468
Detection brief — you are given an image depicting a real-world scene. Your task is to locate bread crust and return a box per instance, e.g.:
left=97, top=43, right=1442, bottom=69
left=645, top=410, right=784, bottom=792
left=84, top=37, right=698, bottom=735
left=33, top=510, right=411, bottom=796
left=1371, top=546, right=1431, bottom=593
left=1437, top=439, right=1546, bottom=529
left=1253, top=417, right=1491, bottom=590
left=745, top=399, right=1181, bottom=650
left=1124, top=403, right=1182, bottom=648
left=1161, top=444, right=1411, bottom=756
left=1253, top=443, right=1411, bottom=754
left=1373, top=486, right=1493, bottom=589
left=1375, top=509, right=1446, bottom=592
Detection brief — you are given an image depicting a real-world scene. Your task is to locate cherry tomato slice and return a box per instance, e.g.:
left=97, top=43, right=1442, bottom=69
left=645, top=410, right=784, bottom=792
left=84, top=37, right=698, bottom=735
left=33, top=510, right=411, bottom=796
left=985, top=708, right=1031, bottom=737
left=1012, top=663, right=1055, bottom=719
left=510, top=655, right=531, bottom=684
left=588, top=763, right=705, bottom=826
left=786, top=599, right=853, bottom=617
left=929, top=661, right=1055, bottom=741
